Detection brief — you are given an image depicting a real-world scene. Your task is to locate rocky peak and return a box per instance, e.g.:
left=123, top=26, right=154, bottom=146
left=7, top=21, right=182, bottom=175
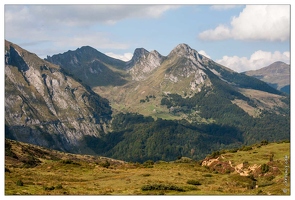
left=125, top=48, right=149, bottom=69
left=126, top=48, right=164, bottom=80
left=169, top=43, right=193, bottom=56
left=168, top=43, right=205, bottom=64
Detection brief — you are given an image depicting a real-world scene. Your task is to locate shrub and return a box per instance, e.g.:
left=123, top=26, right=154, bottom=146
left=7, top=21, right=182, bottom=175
left=61, top=159, right=81, bottom=166
left=99, top=160, right=110, bottom=168
left=261, top=164, right=269, bottom=174
left=143, top=160, right=154, bottom=166
left=240, top=146, right=252, bottom=151
left=175, top=157, right=193, bottom=163
left=202, top=174, right=212, bottom=177
left=260, top=140, right=268, bottom=146
left=44, top=186, right=55, bottom=191
left=141, top=184, right=184, bottom=192
left=61, top=159, right=73, bottom=164
left=55, top=184, right=63, bottom=189
left=16, top=180, right=24, bottom=186
left=22, top=155, right=41, bottom=168
left=142, top=173, right=151, bottom=177
left=186, top=179, right=201, bottom=185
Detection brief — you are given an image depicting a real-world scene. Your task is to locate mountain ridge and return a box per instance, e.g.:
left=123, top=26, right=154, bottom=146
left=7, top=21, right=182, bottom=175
left=5, top=40, right=290, bottom=162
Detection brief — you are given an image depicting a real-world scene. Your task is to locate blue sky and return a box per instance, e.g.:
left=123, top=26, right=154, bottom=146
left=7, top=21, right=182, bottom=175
left=4, top=3, right=291, bottom=72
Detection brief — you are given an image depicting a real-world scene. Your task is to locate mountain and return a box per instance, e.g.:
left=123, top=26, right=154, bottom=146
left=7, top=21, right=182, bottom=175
left=46, top=43, right=289, bottom=161
left=5, top=40, right=112, bottom=154
left=86, top=44, right=287, bottom=121
left=45, top=46, right=129, bottom=87
left=5, top=41, right=290, bottom=162
left=243, top=61, right=290, bottom=94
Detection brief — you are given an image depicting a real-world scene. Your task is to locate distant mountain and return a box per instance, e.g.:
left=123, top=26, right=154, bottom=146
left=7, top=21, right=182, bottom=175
left=45, top=46, right=129, bottom=87
left=5, top=40, right=112, bottom=154
left=5, top=41, right=290, bottom=162
left=243, top=61, right=290, bottom=94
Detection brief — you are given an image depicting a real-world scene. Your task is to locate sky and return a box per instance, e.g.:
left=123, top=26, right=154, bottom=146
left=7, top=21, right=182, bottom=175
left=4, top=2, right=291, bottom=73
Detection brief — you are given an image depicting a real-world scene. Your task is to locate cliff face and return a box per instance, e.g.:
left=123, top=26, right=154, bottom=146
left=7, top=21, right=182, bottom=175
left=5, top=40, right=112, bottom=154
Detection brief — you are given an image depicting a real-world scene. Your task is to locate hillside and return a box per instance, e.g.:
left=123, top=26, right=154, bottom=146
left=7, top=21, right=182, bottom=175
left=244, top=61, right=290, bottom=94
left=5, top=40, right=112, bottom=154
left=5, top=139, right=290, bottom=195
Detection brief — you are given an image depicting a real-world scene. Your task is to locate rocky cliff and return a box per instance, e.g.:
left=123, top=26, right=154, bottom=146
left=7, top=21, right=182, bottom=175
left=5, top=40, right=112, bottom=154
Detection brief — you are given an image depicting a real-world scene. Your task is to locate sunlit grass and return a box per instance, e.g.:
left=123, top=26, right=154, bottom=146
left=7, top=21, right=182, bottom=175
left=5, top=139, right=290, bottom=195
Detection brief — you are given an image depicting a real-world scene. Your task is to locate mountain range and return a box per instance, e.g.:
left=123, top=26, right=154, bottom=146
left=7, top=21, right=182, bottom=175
left=5, top=40, right=290, bottom=162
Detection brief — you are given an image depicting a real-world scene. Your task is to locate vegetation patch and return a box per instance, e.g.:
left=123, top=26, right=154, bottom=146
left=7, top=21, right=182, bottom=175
left=186, top=179, right=202, bottom=185
left=202, top=174, right=213, bottom=177
left=141, top=173, right=151, bottom=177
left=60, top=159, right=81, bottom=166
left=16, top=180, right=24, bottom=186
left=141, top=184, right=185, bottom=192
left=261, top=164, right=270, bottom=174
left=22, top=155, right=41, bottom=168
left=43, top=186, right=55, bottom=191
left=99, top=160, right=111, bottom=168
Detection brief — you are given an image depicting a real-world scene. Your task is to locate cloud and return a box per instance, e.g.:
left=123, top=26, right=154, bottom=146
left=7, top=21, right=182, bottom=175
left=4, top=5, right=179, bottom=57
left=198, top=50, right=211, bottom=59
left=216, top=50, right=290, bottom=72
left=199, top=5, right=290, bottom=41
left=105, top=52, right=133, bottom=62
left=210, top=5, right=241, bottom=10
left=198, top=24, right=231, bottom=41
left=5, top=5, right=178, bottom=28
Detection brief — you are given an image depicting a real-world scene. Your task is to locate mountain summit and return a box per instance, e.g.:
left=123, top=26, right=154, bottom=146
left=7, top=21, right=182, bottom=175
left=126, top=48, right=164, bottom=80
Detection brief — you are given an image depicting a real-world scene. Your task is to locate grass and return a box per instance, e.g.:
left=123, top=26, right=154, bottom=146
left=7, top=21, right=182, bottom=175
left=5, top=139, right=290, bottom=195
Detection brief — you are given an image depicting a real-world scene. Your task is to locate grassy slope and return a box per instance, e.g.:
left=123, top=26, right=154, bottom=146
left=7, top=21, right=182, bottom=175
left=5, top=139, right=290, bottom=195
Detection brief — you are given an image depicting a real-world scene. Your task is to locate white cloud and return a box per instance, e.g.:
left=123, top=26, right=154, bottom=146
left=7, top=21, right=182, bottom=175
left=5, top=5, right=178, bottom=28
left=199, top=5, right=290, bottom=41
left=216, top=50, right=290, bottom=72
left=210, top=5, right=241, bottom=10
left=4, top=5, right=179, bottom=57
left=105, top=52, right=133, bottom=62
left=198, top=50, right=211, bottom=59
left=198, top=24, right=231, bottom=41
